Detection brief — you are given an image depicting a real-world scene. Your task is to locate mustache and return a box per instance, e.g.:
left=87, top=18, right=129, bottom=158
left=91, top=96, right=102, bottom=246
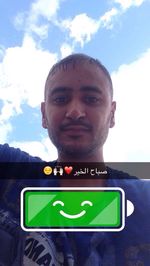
left=60, top=121, right=92, bottom=131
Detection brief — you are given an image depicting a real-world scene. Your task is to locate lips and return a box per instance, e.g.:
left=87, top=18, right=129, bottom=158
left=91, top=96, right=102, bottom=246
left=60, top=123, right=92, bottom=132
left=62, top=125, right=90, bottom=132
left=60, top=126, right=91, bottom=139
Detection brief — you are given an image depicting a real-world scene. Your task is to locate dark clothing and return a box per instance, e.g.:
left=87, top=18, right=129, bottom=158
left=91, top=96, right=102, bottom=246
left=0, top=144, right=150, bottom=265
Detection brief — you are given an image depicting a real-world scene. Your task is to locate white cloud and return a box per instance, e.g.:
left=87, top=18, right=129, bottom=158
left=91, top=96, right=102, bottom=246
left=104, top=48, right=150, bottom=161
left=0, top=122, right=12, bottom=143
left=14, top=0, right=62, bottom=38
left=31, top=0, right=60, bottom=19
left=61, top=13, right=100, bottom=47
left=0, top=35, right=57, bottom=121
left=60, top=43, right=74, bottom=58
left=0, top=102, right=22, bottom=121
left=11, top=137, right=58, bottom=161
left=60, top=8, right=119, bottom=47
left=114, top=0, right=146, bottom=10
left=100, top=8, right=119, bottom=29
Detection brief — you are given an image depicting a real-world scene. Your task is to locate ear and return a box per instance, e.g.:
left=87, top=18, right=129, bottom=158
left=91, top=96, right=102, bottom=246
left=41, top=102, right=47, bottom=129
left=110, top=101, right=116, bottom=128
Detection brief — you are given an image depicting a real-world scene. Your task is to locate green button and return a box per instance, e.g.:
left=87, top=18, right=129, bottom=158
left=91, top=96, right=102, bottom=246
left=21, top=188, right=124, bottom=232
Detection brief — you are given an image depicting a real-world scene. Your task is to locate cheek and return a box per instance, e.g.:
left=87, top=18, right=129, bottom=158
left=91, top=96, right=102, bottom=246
left=88, top=111, right=103, bottom=124
left=89, top=111, right=111, bottom=129
left=46, top=109, right=65, bottom=127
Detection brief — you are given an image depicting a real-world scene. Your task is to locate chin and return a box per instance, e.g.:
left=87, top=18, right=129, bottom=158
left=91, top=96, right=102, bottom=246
left=59, top=144, right=92, bottom=159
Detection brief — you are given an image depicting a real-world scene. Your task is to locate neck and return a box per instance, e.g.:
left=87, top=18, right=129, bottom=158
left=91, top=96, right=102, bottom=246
left=57, top=149, right=104, bottom=163
left=57, top=149, right=107, bottom=187
left=59, top=177, right=107, bottom=187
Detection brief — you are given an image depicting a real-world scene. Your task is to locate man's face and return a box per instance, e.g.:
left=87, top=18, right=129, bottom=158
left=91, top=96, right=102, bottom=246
left=41, top=62, right=116, bottom=159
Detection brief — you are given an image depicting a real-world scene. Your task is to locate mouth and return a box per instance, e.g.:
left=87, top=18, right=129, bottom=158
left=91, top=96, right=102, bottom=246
left=59, top=123, right=92, bottom=139
left=61, top=126, right=91, bottom=139
left=60, top=123, right=92, bottom=132
left=59, top=210, right=86, bottom=219
left=62, top=126, right=90, bottom=132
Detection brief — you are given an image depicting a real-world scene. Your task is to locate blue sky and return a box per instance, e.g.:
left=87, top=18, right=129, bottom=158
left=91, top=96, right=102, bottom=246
left=0, top=0, right=150, bottom=161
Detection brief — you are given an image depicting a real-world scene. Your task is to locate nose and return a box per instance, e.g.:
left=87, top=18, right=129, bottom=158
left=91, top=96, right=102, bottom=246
left=65, top=100, right=86, bottom=120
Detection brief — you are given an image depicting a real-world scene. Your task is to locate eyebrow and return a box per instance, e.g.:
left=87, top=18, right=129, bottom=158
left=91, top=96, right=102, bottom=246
left=80, top=86, right=102, bottom=94
left=50, top=86, right=102, bottom=95
left=50, top=87, right=72, bottom=95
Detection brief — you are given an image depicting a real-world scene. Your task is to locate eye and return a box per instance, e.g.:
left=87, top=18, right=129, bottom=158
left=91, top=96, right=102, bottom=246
left=52, top=95, right=70, bottom=105
left=81, top=200, right=93, bottom=206
left=84, top=95, right=100, bottom=105
left=52, top=200, right=64, bottom=206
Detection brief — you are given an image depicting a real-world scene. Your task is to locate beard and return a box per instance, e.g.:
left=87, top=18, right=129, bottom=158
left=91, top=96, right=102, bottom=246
left=57, top=141, right=98, bottom=160
left=48, top=125, right=110, bottom=160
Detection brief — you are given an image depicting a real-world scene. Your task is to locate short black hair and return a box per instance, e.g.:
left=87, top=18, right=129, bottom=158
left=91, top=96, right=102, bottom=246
left=45, top=53, right=113, bottom=97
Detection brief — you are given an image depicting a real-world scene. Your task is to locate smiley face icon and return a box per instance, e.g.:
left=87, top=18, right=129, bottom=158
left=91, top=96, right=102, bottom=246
left=43, top=166, right=52, bottom=175
left=22, top=187, right=126, bottom=232
left=52, top=200, right=93, bottom=219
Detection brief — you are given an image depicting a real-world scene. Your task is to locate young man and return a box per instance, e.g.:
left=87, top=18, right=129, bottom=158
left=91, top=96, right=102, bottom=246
left=41, top=53, right=115, bottom=187
left=0, top=54, right=150, bottom=265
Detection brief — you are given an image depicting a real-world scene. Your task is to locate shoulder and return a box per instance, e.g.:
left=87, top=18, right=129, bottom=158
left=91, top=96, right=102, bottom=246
left=107, top=166, right=150, bottom=189
left=0, top=143, right=43, bottom=162
left=107, top=167, right=150, bottom=206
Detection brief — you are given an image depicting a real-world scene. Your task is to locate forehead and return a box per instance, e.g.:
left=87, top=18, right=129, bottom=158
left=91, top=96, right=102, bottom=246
left=45, top=61, right=112, bottom=96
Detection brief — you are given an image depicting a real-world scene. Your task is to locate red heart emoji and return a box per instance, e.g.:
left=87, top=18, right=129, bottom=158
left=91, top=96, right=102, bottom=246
left=64, top=166, right=73, bottom=174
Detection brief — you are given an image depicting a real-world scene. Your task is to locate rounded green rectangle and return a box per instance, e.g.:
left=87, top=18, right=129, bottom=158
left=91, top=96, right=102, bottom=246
left=22, top=189, right=122, bottom=230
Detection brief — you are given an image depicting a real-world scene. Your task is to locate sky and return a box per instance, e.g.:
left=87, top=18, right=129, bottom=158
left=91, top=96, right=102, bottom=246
left=0, top=0, right=150, bottom=162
